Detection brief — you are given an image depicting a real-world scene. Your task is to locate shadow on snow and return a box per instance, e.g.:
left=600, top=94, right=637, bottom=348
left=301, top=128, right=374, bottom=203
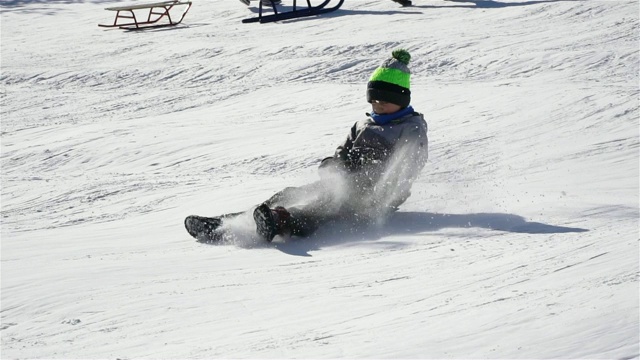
left=270, top=211, right=589, bottom=257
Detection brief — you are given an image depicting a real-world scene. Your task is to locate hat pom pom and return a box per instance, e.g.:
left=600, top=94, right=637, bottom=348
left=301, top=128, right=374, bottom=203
left=392, top=49, right=411, bottom=65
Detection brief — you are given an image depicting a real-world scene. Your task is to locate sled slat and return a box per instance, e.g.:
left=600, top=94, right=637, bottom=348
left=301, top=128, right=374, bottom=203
left=99, top=0, right=192, bottom=30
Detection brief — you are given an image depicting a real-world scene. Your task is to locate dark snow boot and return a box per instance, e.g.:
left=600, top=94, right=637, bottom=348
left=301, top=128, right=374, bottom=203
left=253, top=204, right=291, bottom=242
left=185, top=215, right=224, bottom=243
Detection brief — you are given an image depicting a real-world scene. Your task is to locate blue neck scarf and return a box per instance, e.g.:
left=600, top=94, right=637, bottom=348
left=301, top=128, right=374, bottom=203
left=369, top=106, right=415, bottom=125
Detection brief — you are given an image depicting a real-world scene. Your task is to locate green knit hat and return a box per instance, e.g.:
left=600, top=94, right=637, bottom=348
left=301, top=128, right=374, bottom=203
left=367, top=49, right=411, bottom=107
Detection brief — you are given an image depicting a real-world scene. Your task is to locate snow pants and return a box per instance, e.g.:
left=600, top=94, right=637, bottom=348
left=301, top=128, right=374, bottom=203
left=262, top=181, right=396, bottom=237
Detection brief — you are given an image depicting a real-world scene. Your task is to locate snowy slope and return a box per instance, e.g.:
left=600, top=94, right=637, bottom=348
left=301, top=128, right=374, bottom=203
left=1, top=0, right=639, bottom=358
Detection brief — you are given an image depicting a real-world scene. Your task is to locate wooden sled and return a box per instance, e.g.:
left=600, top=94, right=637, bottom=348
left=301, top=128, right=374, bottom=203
left=241, top=0, right=344, bottom=24
left=99, top=0, right=192, bottom=30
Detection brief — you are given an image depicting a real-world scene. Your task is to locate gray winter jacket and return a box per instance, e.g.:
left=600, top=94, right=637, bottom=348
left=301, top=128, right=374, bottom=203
left=320, top=111, right=428, bottom=212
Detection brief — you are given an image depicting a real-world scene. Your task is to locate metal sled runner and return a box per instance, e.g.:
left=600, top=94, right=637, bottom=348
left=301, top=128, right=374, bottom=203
left=99, top=1, right=192, bottom=30
left=242, top=0, right=344, bottom=24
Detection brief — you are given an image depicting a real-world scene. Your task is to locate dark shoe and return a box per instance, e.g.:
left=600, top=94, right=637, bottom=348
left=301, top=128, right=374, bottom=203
left=253, top=204, right=291, bottom=242
left=185, top=215, right=223, bottom=242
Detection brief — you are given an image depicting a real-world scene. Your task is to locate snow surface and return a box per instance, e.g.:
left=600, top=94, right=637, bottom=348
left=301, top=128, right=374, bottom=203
left=1, top=0, right=639, bottom=358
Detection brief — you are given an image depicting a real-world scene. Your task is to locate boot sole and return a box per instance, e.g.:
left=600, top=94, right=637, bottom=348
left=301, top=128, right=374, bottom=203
left=253, top=204, right=277, bottom=242
left=185, top=215, right=223, bottom=241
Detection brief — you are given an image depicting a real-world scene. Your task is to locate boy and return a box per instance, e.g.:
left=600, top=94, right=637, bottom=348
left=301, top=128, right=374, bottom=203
left=185, top=49, right=428, bottom=242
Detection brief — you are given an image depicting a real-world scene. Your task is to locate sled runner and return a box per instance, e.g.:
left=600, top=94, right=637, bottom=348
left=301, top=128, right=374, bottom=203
left=98, top=1, right=192, bottom=30
left=241, top=0, right=344, bottom=24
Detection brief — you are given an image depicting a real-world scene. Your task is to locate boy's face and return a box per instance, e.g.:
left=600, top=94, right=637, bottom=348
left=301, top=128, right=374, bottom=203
left=371, top=100, right=402, bottom=115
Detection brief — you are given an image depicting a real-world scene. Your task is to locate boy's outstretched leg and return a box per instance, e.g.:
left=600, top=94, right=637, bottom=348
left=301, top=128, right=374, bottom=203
left=254, top=181, right=339, bottom=241
left=253, top=203, right=333, bottom=241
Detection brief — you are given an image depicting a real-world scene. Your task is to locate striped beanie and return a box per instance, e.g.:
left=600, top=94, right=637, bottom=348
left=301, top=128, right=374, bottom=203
left=366, top=49, right=411, bottom=108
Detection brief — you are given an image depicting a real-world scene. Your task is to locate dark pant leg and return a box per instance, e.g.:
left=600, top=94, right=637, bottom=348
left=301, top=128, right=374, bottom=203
left=262, top=181, right=341, bottom=238
left=262, top=182, right=325, bottom=208
left=285, top=205, right=341, bottom=237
